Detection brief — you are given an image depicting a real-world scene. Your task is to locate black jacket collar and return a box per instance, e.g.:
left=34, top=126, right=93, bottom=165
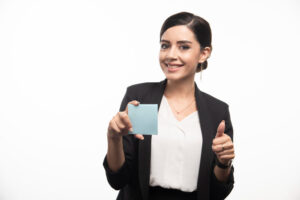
left=138, top=78, right=214, bottom=200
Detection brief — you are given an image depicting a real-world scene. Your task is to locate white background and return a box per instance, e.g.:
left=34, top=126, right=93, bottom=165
left=0, top=0, right=300, bottom=199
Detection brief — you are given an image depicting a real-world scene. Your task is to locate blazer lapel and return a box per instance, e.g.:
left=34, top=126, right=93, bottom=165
left=195, top=84, right=215, bottom=199
left=138, top=79, right=167, bottom=200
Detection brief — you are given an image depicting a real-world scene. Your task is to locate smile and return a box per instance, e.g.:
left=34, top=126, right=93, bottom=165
left=165, top=63, right=184, bottom=68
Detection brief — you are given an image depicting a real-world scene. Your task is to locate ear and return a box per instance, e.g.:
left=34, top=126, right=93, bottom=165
left=198, top=47, right=212, bottom=63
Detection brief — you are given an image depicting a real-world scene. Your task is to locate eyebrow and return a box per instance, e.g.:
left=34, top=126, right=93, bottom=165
left=160, top=39, right=192, bottom=44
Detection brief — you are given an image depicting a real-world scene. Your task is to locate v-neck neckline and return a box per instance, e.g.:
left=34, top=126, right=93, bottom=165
left=163, top=95, right=197, bottom=123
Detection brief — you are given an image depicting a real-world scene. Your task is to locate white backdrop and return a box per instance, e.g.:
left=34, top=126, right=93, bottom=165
left=0, top=0, right=300, bottom=199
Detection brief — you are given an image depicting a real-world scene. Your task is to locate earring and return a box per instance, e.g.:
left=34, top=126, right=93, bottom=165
left=200, top=64, right=203, bottom=81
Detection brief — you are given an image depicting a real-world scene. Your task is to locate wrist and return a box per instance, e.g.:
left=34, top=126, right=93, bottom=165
left=216, top=159, right=232, bottom=169
left=107, top=131, right=122, bottom=143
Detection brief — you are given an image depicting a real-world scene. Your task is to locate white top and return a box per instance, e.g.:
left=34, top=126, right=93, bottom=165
left=149, top=95, right=203, bottom=192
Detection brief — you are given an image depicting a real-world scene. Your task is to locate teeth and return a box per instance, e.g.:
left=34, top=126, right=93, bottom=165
left=167, top=64, right=180, bottom=68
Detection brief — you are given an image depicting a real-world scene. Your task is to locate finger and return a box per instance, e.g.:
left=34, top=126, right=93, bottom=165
left=118, top=112, right=133, bottom=131
left=212, top=141, right=233, bottom=153
left=109, top=118, right=121, bottom=134
left=219, top=154, right=235, bottom=160
left=216, top=148, right=234, bottom=156
left=215, top=120, right=225, bottom=138
left=125, top=100, right=140, bottom=113
left=212, top=134, right=230, bottom=145
left=134, top=134, right=144, bottom=140
left=222, top=141, right=234, bottom=151
left=212, top=144, right=224, bottom=153
left=114, top=114, right=127, bottom=130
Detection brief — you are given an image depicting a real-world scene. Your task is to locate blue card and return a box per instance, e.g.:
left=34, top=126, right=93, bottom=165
left=128, top=104, right=158, bottom=135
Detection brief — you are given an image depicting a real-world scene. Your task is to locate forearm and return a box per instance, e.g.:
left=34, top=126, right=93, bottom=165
left=213, top=165, right=231, bottom=182
left=106, top=135, right=125, bottom=172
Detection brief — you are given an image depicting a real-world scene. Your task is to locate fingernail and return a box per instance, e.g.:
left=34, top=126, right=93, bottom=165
left=129, top=128, right=133, bottom=132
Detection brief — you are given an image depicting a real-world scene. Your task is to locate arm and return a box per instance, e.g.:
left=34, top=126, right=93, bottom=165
left=103, top=134, right=138, bottom=190
left=106, top=135, right=125, bottom=172
left=210, top=106, right=235, bottom=199
left=103, top=87, right=141, bottom=190
left=213, top=163, right=232, bottom=183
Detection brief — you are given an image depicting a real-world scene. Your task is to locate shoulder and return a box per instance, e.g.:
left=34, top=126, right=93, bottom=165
left=200, top=91, right=228, bottom=107
left=125, top=80, right=165, bottom=98
left=198, top=90, right=233, bottom=135
left=127, top=81, right=161, bottom=91
left=198, top=90, right=229, bottom=115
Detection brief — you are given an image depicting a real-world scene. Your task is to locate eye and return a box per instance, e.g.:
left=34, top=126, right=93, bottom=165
left=180, top=45, right=190, bottom=50
left=161, top=43, right=169, bottom=49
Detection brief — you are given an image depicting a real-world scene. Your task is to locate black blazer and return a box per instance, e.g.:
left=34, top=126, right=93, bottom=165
left=103, top=78, right=234, bottom=200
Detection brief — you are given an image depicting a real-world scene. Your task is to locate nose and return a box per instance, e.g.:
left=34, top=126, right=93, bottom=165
left=165, top=46, right=177, bottom=61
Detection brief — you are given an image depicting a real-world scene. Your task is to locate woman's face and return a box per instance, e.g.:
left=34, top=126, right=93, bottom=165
left=159, top=25, right=209, bottom=81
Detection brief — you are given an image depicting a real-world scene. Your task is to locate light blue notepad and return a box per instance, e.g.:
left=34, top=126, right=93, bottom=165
left=128, top=104, right=158, bottom=135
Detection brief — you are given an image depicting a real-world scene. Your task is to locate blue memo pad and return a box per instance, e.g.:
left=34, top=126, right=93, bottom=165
left=128, top=104, right=158, bottom=135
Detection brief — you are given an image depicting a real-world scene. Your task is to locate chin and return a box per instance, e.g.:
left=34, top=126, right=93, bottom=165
left=164, top=74, right=183, bottom=81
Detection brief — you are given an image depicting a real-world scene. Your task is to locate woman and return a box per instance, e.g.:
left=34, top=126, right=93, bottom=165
left=103, top=12, right=235, bottom=200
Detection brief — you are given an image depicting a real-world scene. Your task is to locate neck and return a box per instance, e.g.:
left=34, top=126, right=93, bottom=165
left=164, top=77, right=195, bottom=99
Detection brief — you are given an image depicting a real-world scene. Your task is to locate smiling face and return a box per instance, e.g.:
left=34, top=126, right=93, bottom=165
left=159, top=25, right=210, bottom=81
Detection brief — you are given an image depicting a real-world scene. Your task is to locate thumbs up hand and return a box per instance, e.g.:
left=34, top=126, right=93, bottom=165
left=212, top=120, right=235, bottom=166
left=216, top=120, right=225, bottom=137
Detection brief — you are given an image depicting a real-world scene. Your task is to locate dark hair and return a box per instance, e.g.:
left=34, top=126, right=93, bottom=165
left=160, top=12, right=212, bottom=72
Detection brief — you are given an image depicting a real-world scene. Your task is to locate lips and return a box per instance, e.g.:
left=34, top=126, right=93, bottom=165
left=165, top=63, right=183, bottom=72
left=165, top=63, right=184, bottom=68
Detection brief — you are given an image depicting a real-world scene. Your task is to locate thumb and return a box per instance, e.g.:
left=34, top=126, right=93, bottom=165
left=125, top=100, right=140, bottom=114
left=216, top=120, right=225, bottom=137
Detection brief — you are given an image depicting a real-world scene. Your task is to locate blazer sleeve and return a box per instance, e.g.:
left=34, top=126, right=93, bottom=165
left=103, top=87, right=139, bottom=190
left=210, top=106, right=235, bottom=200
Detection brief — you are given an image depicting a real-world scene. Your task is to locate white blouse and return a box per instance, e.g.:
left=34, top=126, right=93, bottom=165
left=149, top=95, right=203, bottom=192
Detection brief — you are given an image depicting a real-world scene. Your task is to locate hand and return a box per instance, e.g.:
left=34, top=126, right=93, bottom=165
left=107, top=100, right=144, bottom=141
left=212, top=120, right=235, bottom=166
